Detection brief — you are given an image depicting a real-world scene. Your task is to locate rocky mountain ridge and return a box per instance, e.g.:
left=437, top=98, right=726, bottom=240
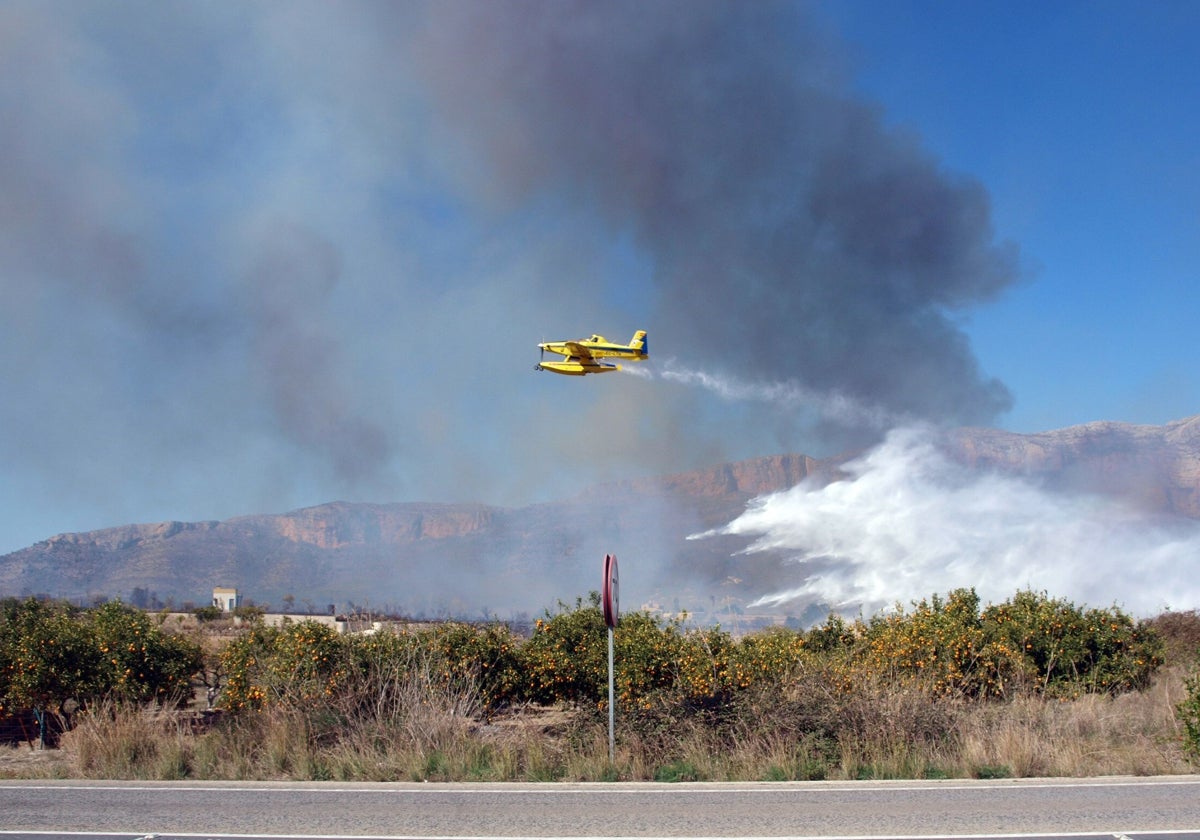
left=947, top=414, right=1200, bottom=517
left=3, top=416, right=1198, bottom=616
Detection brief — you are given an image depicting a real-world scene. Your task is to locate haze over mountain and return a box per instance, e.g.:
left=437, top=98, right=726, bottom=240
left=4, top=415, right=1199, bottom=621
left=7, top=3, right=1196, bottom=569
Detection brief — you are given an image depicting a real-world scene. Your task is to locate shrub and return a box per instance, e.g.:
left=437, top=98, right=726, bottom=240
left=523, top=597, right=733, bottom=714
left=193, top=606, right=223, bottom=622
left=220, top=621, right=345, bottom=711
left=523, top=596, right=609, bottom=706
left=727, top=626, right=806, bottom=690
left=1148, top=610, right=1200, bottom=667
left=860, top=588, right=1027, bottom=698
left=849, top=589, right=1162, bottom=700
left=89, top=601, right=203, bottom=705
left=411, top=621, right=525, bottom=711
left=0, top=598, right=201, bottom=715
left=982, top=590, right=1162, bottom=697
left=1180, top=671, right=1200, bottom=762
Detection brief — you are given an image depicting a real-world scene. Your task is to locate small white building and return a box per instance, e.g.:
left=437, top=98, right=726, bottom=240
left=212, top=587, right=240, bottom=612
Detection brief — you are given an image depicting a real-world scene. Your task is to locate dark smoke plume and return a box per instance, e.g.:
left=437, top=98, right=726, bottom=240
left=0, top=0, right=1022, bottom=570
left=414, top=0, right=1020, bottom=440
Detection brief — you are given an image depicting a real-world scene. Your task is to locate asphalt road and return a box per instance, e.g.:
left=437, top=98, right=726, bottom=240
left=1, top=777, right=1199, bottom=838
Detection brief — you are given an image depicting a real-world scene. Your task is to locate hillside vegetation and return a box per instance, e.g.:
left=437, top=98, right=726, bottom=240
left=2, top=590, right=1199, bottom=781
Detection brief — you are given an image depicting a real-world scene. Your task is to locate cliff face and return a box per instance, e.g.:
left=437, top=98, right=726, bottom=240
left=2, top=416, right=1198, bottom=615
left=627, top=454, right=822, bottom=498
left=247, top=502, right=498, bottom=549
left=945, top=415, right=1200, bottom=518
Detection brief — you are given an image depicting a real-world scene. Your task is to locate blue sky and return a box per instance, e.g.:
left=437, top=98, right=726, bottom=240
left=1, top=1, right=1198, bottom=558
left=821, top=0, right=1200, bottom=432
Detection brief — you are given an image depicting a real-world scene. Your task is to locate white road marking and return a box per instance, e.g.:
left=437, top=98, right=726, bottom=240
left=4, top=831, right=1200, bottom=840
left=3, top=777, right=1200, bottom=795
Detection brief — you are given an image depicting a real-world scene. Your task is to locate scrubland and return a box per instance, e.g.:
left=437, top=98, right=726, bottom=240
left=3, top=591, right=1200, bottom=781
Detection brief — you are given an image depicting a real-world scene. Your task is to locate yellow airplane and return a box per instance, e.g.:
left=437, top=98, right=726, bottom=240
left=536, top=330, right=648, bottom=375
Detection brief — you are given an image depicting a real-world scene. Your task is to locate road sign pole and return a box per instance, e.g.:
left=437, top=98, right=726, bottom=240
left=602, top=553, right=620, bottom=766
left=607, top=625, right=615, bottom=763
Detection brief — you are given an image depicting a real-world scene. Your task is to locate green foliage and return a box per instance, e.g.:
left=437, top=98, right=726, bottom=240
left=193, top=606, right=223, bottom=622
left=861, top=588, right=1024, bottom=698
left=0, top=598, right=98, bottom=712
left=523, top=596, right=609, bottom=705
left=854, top=588, right=1162, bottom=699
left=232, top=605, right=264, bottom=622
left=523, top=596, right=733, bottom=712
left=220, top=621, right=345, bottom=711
left=220, top=619, right=525, bottom=715
left=0, top=597, right=202, bottom=714
left=973, top=763, right=1013, bottom=779
left=89, top=601, right=203, bottom=704
left=653, top=759, right=703, bottom=782
left=981, top=590, right=1162, bottom=696
left=727, top=625, right=806, bottom=688
left=1179, top=671, right=1200, bottom=762
left=3, top=587, right=1186, bottom=782
left=3, top=586, right=1170, bottom=784
left=414, top=621, right=524, bottom=709
left=805, top=613, right=858, bottom=653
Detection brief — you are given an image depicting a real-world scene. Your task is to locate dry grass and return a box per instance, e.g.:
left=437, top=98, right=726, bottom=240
left=11, top=665, right=1196, bottom=782
left=60, top=700, right=194, bottom=779
left=954, top=667, right=1193, bottom=778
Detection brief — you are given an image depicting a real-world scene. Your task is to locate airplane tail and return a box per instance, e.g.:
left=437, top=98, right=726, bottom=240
left=629, top=330, right=648, bottom=357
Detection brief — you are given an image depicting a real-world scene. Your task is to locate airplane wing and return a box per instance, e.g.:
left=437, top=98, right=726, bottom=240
left=562, top=341, right=596, bottom=361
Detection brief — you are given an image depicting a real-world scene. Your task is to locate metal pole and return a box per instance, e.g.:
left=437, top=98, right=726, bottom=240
left=607, top=625, right=615, bottom=764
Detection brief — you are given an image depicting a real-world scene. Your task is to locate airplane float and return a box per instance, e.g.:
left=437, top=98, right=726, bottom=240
left=535, top=330, right=648, bottom=375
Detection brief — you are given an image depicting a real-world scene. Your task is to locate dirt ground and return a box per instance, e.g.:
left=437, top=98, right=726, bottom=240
left=0, top=741, right=74, bottom=778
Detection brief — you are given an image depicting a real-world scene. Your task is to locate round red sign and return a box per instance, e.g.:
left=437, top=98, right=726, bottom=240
left=602, top=553, right=619, bottom=629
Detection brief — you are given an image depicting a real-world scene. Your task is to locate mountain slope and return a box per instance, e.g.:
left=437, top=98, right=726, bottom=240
left=3, top=416, right=1198, bottom=617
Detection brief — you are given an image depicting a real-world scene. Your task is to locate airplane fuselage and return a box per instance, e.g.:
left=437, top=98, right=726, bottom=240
left=535, top=331, right=648, bottom=376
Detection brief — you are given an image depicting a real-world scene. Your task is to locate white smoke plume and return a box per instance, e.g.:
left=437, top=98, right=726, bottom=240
left=658, top=361, right=905, bottom=431
left=693, top=425, right=1200, bottom=617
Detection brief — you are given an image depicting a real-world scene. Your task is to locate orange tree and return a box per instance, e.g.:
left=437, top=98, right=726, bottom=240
left=845, top=588, right=1162, bottom=699
left=981, top=589, right=1162, bottom=697
left=214, top=589, right=1165, bottom=722
left=523, top=596, right=609, bottom=705
left=727, top=625, right=808, bottom=690
left=220, top=620, right=346, bottom=711
left=411, top=621, right=525, bottom=710
left=805, top=613, right=859, bottom=653
left=88, top=601, right=201, bottom=704
left=0, top=598, right=99, bottom=714
left=612, top=612, right=731, bottom=712
left=221, top=619, right=526, bottom=715
left=858, top=589, right=1026, bottom=698
left=523, top=596, right=734, bottom=712
left=0, top=597, right=201, bottom=713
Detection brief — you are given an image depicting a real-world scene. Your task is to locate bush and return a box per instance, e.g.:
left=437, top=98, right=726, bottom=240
left=982, top=590, right=1162, bottom=696
left=7, top=587, right=1188, bottom=781
left=1180, top=671, right=1200, bottom=762
left=220, top=621, right=345, bottom=711
left=523, top=596, right=609, bottom=706
left=849, top=589, right=1163, bottom=699
left=412, top=621, right=525, bottom=710
left=1148, top=610, right=1200, bottom=667
left=0, top=598, right=201, bottom=715
left=522, top=596, right=733, bottom=714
